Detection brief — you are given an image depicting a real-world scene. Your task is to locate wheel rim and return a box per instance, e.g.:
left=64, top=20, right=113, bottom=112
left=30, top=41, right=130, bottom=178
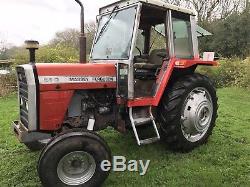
left=57, top=151, right=96, bottom=186
left=181, top=87, right=213, bottom=143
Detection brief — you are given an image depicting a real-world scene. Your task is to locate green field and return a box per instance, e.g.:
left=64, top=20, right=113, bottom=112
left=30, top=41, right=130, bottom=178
left=0, top=88, right=249, bottom=186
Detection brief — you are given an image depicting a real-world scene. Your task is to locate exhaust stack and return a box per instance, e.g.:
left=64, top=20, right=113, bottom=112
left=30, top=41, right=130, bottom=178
left=25, top=40, right=39, bottom=64
left=75, top=0, right=87, bottom=63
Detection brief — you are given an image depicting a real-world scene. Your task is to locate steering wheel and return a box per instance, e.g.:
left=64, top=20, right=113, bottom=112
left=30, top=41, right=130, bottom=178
left=135, top=46, right=142, bottom=57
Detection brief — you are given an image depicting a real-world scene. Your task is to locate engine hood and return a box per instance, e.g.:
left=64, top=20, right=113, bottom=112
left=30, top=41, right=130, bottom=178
left=35, top=63, right=117, bottom=91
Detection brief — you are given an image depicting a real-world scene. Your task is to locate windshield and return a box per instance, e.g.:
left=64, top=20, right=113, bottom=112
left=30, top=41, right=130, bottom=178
left=91, top=6, right=137, bottom=60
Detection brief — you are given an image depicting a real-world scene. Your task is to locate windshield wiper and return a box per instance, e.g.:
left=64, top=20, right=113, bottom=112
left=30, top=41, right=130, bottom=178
left=94, top=6, right=119, bottom=44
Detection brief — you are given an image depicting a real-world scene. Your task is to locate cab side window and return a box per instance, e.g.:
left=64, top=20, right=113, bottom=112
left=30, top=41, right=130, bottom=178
left=150, top=24, right=166, bottom=53
left=172, top=16, right=193, bottom=59
left=133, top=29, right=145, bottom=56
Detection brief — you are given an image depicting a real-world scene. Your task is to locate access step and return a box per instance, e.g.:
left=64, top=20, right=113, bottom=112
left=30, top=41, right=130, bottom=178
left=129, top=107, right=160, bottom=146
left=134, top=118, right=152, bottom=126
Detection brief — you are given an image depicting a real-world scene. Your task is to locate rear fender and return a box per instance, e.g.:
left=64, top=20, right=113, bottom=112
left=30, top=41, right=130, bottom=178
left=154, top=58, right=217, bottom=105
left=174, top=59, right=218, bottom=68
left=128, top=58, right=217, bottom=107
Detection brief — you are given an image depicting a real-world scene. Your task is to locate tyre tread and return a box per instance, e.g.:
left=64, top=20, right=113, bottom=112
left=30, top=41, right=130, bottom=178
left=159, top=73, right=218, bottom=152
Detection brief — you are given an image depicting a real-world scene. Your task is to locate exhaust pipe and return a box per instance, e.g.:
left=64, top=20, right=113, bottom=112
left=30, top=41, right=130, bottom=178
left=75, top=0, right=87, bottom=63
left=25, top=40, right=39, bottom=64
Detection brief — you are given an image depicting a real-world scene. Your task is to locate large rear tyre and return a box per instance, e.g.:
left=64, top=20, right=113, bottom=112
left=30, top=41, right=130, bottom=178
left=38, top=130, right=111, bottom=187
left=158, top=73, right=218, bottom=152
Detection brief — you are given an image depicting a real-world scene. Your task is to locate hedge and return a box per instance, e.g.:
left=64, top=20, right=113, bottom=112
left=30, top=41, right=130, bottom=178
left=197, top=57, right=250, bottom=88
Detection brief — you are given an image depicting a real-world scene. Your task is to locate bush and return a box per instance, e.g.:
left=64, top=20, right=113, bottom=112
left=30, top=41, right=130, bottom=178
left=36, top=45, right=79, bottom=63
left=199, top=9, right=250, bottom=58
left=9, top=45, right=79, bottom=66
left=0, top=72, right=17, bottom=97
left=197, top=57, right=250, bottom=88
left=238, top=58, right=250, bottom=88
left=0, top=82, right=10, bottom=97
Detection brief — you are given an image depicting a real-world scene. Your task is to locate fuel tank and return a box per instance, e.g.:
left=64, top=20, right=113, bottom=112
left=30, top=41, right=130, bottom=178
left=36, top=63, right=117, bottom=91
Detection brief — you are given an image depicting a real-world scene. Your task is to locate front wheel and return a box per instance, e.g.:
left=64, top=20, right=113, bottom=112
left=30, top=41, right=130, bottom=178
left=158, top=73, right=218, bottom=152
left=38, top=130, right=111, bottom=187
left=24, top=141, right=45, bottom=151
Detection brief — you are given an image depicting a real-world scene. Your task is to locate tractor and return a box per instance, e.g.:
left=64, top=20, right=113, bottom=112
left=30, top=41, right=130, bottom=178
left=12, top=0, right=218, bottom=186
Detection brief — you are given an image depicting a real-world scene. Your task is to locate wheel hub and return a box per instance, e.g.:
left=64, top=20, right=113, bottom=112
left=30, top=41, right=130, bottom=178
left=181, top=88, right=213, bottom=142
left=57, top=151, right=96, bottom=186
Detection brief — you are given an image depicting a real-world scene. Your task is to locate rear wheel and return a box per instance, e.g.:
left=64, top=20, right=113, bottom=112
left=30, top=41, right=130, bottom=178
left=38, top=130, right=111, bottom=187
left=158, top=73, right=218, bottom=152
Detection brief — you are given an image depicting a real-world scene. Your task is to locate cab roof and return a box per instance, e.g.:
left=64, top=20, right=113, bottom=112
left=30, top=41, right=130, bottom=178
left=100, top=0, right=196, bottom=16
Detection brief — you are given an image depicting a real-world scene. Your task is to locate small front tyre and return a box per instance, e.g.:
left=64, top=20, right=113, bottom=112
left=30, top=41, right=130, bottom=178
left=24, top=141, right=45, bottom=151
left=38, top=130, right=111, bottom=187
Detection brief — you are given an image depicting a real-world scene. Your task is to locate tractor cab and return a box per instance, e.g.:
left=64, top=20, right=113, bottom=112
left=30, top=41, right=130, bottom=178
left=90, top=0, right=211, bottom=106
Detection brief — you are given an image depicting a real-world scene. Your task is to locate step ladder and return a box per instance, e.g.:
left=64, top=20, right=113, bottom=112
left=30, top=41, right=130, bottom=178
left=129, top=107, right=160, bottom=146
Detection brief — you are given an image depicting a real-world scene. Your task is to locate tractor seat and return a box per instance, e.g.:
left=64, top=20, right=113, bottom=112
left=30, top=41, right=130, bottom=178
left=134, top=49, right=167, bottom=79
left=134, top=63, right=160, bottom=70
left=134, top=49, right=167, bottom=69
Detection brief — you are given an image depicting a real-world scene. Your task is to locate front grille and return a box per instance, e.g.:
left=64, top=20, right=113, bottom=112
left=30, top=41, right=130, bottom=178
left=16, top=67, right=29, bottom=128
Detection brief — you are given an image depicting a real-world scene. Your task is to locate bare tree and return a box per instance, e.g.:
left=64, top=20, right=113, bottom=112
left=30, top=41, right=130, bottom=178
left=163, top=0, right=183, bottom=6
left=162, top=0, right=247, bottom=22
left=0, top=39, right=8, bottom=60
left=218, top=0, right=247, bottom=19
left=190, top=0, right=222, bottom=22
left=50, top=28, right=80, bottom=49
left=49, top=22, right=97, bottom=53
left=85, top=22, right=96, bottom=34
left=0, top=40, right=6, bottom=52
left=85, top=22, right=97, bottom=53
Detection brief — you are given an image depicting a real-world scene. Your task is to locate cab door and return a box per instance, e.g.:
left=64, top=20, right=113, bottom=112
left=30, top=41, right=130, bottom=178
left=131, top=5, right=169, bottom=99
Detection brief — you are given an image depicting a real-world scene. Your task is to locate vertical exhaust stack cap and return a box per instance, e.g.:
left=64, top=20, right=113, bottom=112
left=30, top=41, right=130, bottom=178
left=25, top=40, right=39, bottom=64
left=25, top=40, right=39, bottom=50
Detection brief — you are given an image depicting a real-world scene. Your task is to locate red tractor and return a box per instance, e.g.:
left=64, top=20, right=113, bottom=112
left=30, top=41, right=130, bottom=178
left=13, top=0, right=218, bottom=186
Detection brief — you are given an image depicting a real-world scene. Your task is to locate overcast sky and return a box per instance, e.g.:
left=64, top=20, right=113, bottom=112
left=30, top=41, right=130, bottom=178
left=0, top=0, right=116, bottom=46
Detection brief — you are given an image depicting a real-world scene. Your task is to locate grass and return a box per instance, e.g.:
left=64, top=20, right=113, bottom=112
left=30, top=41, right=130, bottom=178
left=0, top=88, right=249, bottom=186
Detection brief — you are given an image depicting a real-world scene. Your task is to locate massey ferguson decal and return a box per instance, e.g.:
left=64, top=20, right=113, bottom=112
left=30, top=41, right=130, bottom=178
left=39, top=76, right=116, bottom=84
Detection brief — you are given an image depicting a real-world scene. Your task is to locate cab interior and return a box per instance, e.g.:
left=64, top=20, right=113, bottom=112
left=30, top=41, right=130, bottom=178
left=133, top=5, right=168, bottom=98
left=133, top=4, right=194, bottom=98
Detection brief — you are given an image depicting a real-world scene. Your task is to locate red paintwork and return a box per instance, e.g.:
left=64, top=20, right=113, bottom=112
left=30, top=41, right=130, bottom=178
left=128, top=58, right=217, bottom=107
left=127, top=58, right=176, bottom=107
left=36, top=63, right=116, bottom=91
left=40, top=91, right=74, bottom=131
left=39, top=83, right=116, bottom=92
left=36, top=63, right=116, bottom=76
left=36, top=63, right=116, bottom=130
left=36, top=58, right=217, bottom=130
left=153, top=58, right=177, bottom=105
left=174, top=58, right=218, bottom=68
